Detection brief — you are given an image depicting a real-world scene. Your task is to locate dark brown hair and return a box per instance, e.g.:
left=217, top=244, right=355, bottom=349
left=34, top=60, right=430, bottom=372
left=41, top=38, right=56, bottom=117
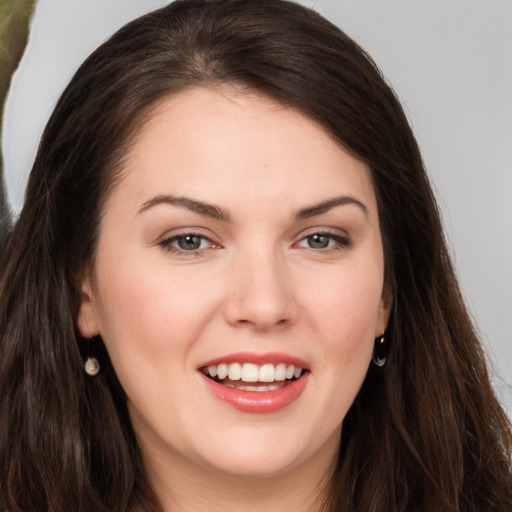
left=1, top=1, right=511, bottom=510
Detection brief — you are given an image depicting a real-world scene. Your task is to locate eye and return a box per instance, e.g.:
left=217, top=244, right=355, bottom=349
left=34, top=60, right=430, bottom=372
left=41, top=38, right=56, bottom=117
left=159, top=233, right=217, bottom=254
left=296, top=232, right=350, bottom=250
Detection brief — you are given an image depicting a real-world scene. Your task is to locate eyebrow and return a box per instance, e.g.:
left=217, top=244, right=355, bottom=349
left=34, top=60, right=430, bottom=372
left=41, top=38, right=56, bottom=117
left=138, top=195, right=231, bottom=222
left=138, top=194, right=367, bottom=222
left=295, top=196, right=368, bottom=219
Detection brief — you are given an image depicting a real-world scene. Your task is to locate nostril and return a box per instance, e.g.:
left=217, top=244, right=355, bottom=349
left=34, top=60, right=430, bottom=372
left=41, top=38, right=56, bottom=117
left=223, top=262, right=298, bottom=329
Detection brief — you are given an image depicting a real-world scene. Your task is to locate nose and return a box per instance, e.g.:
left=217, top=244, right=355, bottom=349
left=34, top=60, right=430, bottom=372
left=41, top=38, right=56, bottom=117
left=224, top=247, right=299, bottom=331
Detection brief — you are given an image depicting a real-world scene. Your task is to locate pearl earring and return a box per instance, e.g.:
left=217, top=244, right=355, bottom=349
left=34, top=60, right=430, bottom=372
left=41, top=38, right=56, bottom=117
left=85, top=357, right=100, bottom=376
left=84, top=335, right=100, bottom=376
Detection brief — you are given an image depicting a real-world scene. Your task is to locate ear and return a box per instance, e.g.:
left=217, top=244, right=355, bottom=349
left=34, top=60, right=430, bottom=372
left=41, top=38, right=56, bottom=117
left=77, top=272, right=101, bottom=338
left=376, top=286, right=393, bottom=336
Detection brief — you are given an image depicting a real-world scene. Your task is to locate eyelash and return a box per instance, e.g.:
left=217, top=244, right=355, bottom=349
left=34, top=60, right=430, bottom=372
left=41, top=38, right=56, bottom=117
left=295, top=231, right=350, bottom=251
left=159, top=233, right=217, bottom=255
left=159, top=230, right=350, bottom=256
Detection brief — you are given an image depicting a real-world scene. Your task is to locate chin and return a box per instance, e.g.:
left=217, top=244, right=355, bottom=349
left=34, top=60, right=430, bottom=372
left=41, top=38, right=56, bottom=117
left=204, top=450, right=301, bottom=480
left=193, top=425, right=337, bottom=481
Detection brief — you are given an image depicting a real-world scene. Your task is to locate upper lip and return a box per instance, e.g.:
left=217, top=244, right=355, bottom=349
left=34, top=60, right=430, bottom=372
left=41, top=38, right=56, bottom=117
left=198, top=352, right=310, bottom=370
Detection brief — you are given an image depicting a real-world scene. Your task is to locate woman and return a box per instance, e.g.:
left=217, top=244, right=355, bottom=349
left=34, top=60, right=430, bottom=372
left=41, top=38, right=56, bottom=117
left=1, top=0, right=511, bottom=510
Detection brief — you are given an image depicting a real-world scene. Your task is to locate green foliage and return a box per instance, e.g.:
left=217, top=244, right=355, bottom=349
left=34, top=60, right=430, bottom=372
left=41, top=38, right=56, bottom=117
left=0, top=0, right=36, bottom=224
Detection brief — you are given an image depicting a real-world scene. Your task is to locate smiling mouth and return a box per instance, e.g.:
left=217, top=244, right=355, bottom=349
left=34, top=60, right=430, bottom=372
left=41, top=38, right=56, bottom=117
left=200, top=362, right=305, bottom=392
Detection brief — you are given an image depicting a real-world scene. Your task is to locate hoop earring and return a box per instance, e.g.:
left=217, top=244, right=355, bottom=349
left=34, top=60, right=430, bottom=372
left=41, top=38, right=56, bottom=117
left=372, top=334, right=387, bottom=367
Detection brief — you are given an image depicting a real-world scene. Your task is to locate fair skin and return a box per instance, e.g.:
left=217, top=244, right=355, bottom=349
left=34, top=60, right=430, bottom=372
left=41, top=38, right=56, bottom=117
left=79, top=87, right=391, bottom=511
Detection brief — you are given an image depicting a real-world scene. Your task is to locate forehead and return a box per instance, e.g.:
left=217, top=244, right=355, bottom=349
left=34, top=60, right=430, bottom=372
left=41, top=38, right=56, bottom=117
left=110, top=86, right=376, bottom=218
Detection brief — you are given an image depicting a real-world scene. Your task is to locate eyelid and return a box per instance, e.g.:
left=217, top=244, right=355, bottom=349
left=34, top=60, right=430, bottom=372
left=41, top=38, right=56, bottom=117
left=293, top=228, right=351, bottom=250
left=158, top=229, right=221, bottom=255
left=155, top=226, right=351, bottom=256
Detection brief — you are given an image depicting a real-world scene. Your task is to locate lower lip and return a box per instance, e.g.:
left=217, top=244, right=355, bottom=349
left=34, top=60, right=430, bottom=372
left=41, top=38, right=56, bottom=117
left=201, top=373, right=309, bottom=414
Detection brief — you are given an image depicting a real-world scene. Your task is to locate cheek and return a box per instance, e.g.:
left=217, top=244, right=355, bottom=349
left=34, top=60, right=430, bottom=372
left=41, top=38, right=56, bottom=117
left=310, top=269, right=382, bottom=338
left=304, top=265, right=383, bottom=364
left=93, top=258, right=221, bottom=365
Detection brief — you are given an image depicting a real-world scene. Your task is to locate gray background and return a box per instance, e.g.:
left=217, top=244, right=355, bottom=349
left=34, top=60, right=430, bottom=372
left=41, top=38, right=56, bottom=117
left=2, top=0, right=511, bottom=412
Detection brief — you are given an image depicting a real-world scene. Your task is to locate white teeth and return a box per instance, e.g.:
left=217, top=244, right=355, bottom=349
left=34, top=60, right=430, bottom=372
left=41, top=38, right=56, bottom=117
left=228, top=362, right=241, bottom=380
left=240, top=363, right=259, bottom=382
left=259, top=364, right=275, bottom=382
left=203, top=362, right=304, bottom=384
left=274, top=363, right=287, bottom=381
left=236, top=382, right=286, bottom=392
left=217, top=363, right=228, bottom=380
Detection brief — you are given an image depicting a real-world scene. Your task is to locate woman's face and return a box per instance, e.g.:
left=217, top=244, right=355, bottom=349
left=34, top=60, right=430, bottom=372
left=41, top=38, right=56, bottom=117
left=79, top=87, right=391, bottom=480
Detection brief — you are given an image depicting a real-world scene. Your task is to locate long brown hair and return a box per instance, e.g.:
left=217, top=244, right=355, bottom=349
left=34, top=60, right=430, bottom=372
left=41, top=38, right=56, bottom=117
left=1, top=1, right=511, bottom=510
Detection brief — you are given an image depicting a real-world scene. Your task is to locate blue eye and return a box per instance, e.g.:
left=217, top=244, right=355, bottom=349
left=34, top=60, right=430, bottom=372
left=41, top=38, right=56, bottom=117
left=160, top=233, right=214, bottom=253
left=297, top=232, right=349, bottom=250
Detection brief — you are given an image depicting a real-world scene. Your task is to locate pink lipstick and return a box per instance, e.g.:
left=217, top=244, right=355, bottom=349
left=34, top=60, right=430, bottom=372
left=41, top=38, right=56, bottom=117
left=198, top=352, right=310, bottom=414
